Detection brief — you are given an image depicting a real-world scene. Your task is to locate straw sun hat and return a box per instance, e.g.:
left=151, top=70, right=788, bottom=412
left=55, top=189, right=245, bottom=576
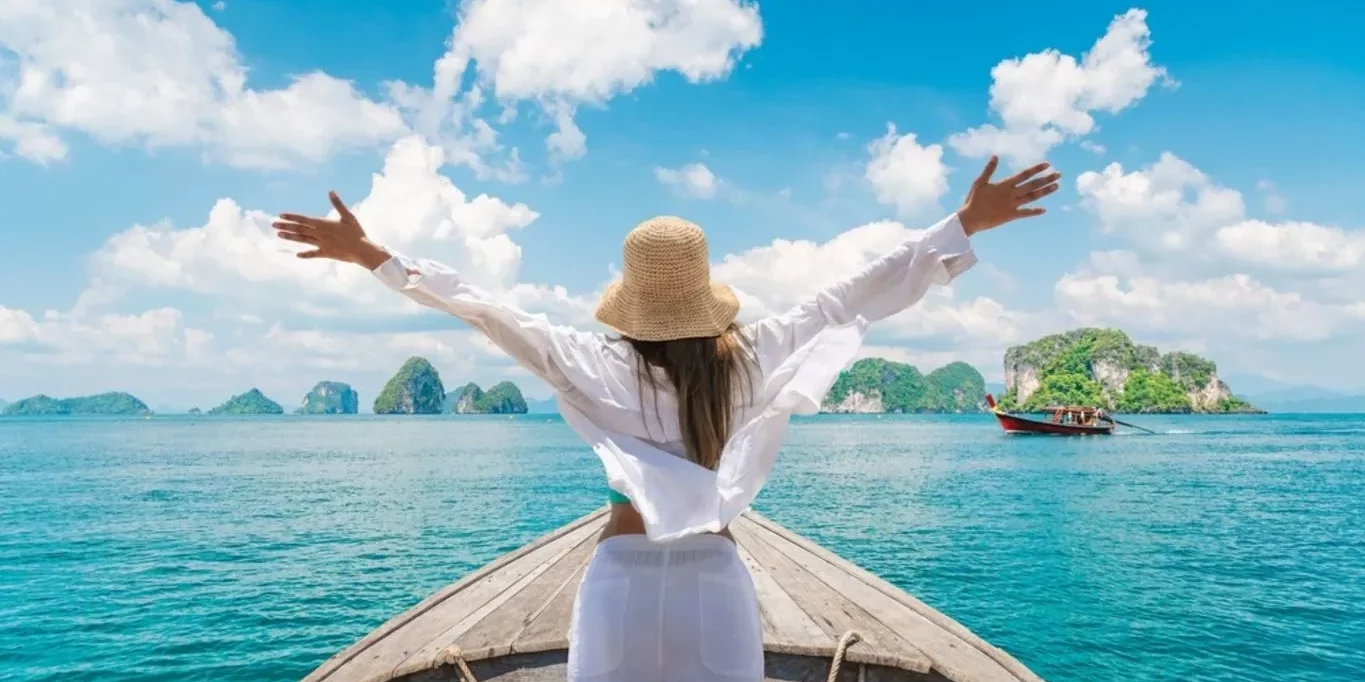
left=594, top=216, right=740, bottom=342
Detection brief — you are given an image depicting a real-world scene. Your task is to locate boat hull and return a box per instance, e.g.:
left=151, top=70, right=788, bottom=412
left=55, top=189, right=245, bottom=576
left=991, top=411, right=1113, bottom=436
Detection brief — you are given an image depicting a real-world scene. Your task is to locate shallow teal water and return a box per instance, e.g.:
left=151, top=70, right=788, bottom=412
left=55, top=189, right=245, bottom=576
left=1, top=414, right=1361, bottom=682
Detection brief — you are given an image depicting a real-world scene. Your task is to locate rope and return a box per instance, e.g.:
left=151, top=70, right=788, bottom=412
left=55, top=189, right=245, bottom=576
left=827, top=630, right=862, bottom=682
left=441, top=631, right=863, bottom=682
left=440, top=646, right=479, bottom=682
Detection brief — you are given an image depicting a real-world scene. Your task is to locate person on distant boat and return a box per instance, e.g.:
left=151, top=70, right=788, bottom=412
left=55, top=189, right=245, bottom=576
left=272, top=155, right=1059, bottom=682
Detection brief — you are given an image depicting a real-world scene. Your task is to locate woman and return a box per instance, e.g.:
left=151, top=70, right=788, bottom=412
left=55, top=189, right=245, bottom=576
left=273, top=155, right=1059, bottom=682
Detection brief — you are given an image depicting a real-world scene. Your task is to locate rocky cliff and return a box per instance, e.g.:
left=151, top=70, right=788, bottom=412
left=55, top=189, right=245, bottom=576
left=209, top=389, right=284, bottom=415
left=821, top=359, right=987, bottom=413
left=374, top=357, right=446, bottom=414
left=299, top=381, right=359, bottom=414
left=2, top=392, right=151, bottom=416
left=445, top=381, right=528, bottom=414
left=999, top=328, right=1259, bottom=413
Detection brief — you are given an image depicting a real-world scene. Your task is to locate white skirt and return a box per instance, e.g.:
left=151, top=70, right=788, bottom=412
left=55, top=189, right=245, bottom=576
left=567, top=534, right=764, bottom=682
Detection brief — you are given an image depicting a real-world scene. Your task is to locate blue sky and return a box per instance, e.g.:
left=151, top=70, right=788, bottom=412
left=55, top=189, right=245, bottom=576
left=2, top=0, right=1363, bottom=410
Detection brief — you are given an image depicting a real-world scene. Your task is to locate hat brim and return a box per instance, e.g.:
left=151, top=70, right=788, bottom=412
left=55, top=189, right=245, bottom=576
left=595, top=281, right=740, bottom=342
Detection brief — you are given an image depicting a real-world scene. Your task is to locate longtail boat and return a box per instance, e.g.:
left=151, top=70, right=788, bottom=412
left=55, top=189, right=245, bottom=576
left=985, top=394, right=1115, bottom=436
left=304, top=508, right=1045, bottom=682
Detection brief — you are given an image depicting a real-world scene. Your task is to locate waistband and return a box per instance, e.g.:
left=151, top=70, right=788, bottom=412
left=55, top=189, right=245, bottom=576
left=597, top=533, right=735, bottom=552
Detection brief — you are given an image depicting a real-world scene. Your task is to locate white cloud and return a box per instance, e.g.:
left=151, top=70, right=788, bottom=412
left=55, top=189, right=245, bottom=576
left=0, top=0, right=406, bottom=168
left=0, top=116, right=67, bottom=163
left=711, top=218, right=1022, bottom=344
left=0, top=307, right=40, bottom=343
left=1077, top=152, right=1364, bottom=275
left=90, top=136, right=540, bottom=314
left=949, top=9, right=1173, bottom=165
left=1075, top=152, right=1245, bottom=251
left=445, top=0, right=762, bottom=103
left=417, top=0, right=763, bottom=165
left=1079, top=140, right=1107, bottom=155
left=0, top=305, right=212, bottom=366
left=655, top=162, right=720, bottom=199
left=865, top=124, right=950, bottom=216
left=1055, top=254, right=1356, bottom=342
left=1214, top=220, right=1365, bottom=272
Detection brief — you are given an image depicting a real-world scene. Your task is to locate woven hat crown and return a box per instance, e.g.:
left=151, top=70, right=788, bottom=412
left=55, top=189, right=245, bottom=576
left=594, top=216, right=740, bottom=342
left=620, top=216, right=712, bottom=293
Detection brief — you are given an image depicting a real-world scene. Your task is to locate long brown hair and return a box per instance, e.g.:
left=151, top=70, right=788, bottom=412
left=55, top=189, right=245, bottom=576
left=626, top=324, right=754, bottom=470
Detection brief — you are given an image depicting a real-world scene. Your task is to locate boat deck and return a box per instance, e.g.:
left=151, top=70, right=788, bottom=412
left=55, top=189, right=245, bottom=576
left=303, top=508, right=1044, bottom=682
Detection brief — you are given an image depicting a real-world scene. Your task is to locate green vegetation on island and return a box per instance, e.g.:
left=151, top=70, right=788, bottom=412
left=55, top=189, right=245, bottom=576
left=374, top=357, right=445, bottom=414
left=209, top=389, right=284, bottom=415
left=298, top=381, right=359, bottom=415
left=2, top=392, right=151, bottom=416
left=822, top=359, right=987, bottom=413
left=997, top=328, right=1260, bottom=414
left=187, top=407, right=202, bottom=415
left=445, top=381, right=529, bottom=414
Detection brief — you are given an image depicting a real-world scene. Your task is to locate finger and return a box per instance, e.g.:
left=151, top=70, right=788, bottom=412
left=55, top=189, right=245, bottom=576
left=1015, top=172, right=1062, bottom=196
left=973, top=156, right=999, bottom=187
left=272, top=219, right=316, bottom=234
left=277, top=213, right=335, bottom=229
left=328, top=191, right=356, bottom=222
left=1004, top=161, right=1052, bottom=186
left=275, top=231, right=319, bottom=246
left=1015, top=207, right=1047, bottom=218
left=1019, top=182, right=1060, bottom=204
left=296, top=250, right=328, bottom=259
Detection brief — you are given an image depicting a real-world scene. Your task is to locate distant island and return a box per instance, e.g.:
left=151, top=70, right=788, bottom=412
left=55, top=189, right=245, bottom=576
left=374, top=357, right=445, bottom=414
left=446, top=381, right=529, bottom=414
left=822, top=359, right=987, bottom=413
left=209, top=388, right=284, bottom=415
left=997, top=328, right=1260, bottom=414
left=2, top=391, right=151, bottom=416
left=298, top=381, right=359, bottom=415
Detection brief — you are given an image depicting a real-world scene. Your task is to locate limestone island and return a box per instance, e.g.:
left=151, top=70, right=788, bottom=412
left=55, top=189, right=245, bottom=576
left=1, top=391, right=151, bottom=416
left=374, top=357, right=445, bottom=414
left=209, top=388, right=284, bottom=415
left=445, top=381, right=529, bottom=414
left=821, top=359, right=987, bottom=413
left=298, top=381, right=359, bottom=415
left=997, top=328, right=1262, bottom=414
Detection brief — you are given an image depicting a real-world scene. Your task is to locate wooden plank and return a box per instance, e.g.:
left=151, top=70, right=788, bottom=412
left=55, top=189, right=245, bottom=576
left=393, top=528, right=599, bottom=675
left=743, top=512, right=1043, bottom=682
left=511, top=556, right=590, bottom=650
left=316, top=513, right=607, bottom=682
left=753, top=517, right=1022, bottom=682
left=734, top=517, right=932, bottom=673
left=732, top=522, right=837, bottom=653
left=306, top=508, right=608, bottom=682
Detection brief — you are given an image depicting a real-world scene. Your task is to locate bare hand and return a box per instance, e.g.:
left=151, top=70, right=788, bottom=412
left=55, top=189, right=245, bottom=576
left=957, top=157, right=1061, bottom=236
left=272, top=192, right=390, bottom=270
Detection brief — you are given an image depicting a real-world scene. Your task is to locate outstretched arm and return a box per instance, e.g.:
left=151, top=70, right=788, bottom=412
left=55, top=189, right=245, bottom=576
left=272, top=193, right=597, bottom=392
left=748, top=157, right=1060, bottom=366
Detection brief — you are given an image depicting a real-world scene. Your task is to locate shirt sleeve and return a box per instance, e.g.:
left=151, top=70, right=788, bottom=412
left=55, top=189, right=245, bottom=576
left=370, top=250, right=607, bottom=394
left=745, top=212, right=977, bottom=373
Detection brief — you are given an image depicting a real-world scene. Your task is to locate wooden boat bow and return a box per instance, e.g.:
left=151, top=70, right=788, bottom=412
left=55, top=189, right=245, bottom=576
left=303, top=508, right=1045, bottom=682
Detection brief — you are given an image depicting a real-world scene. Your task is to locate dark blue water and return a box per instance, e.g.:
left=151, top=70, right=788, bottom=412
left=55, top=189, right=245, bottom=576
left=1, top=414, right=1361, bottom=682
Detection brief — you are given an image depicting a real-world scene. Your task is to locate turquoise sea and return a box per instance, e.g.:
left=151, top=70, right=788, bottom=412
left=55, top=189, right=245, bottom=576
left=1, top=414, right=1362, bottom=682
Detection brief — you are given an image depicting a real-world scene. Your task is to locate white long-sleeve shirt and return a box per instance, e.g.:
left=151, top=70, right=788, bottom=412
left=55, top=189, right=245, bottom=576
left=371, top=213, right=978, bottom=541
